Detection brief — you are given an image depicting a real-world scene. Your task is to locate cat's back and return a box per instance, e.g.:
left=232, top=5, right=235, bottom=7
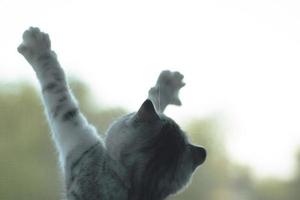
left=65, top=142, right=129, bottom=200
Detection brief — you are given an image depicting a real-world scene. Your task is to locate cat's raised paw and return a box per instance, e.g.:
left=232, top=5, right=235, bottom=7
left=156, top=70, right=185, bottom=105
left=18, top=27, right=51, bottom=59
left=158, top=70, right=185, bottom=90
left=149, top=70, right=185, bottom=112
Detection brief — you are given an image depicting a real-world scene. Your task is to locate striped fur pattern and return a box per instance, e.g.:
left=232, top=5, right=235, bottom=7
left=18, top=27, right=206, bottom=200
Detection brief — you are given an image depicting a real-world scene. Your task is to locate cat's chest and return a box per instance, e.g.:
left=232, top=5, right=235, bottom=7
left=65, top=145, right=128, bottom=200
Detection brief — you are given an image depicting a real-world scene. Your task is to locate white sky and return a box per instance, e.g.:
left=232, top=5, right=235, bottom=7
left=1, top=0, right=300, bottom=179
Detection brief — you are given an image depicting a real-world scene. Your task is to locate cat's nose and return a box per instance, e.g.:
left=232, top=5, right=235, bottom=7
left=191, top=145, right=207, bottom=167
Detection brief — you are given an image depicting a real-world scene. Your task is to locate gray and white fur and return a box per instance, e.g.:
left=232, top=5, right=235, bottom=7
left=18, top=27, right=207, bottom=200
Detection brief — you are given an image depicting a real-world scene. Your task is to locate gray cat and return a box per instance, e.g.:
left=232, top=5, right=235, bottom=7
left=18, top=27, right=206, bottom=200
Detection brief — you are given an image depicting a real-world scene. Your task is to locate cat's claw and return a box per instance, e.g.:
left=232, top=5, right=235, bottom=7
left=18, top=27, right=51, bottom=60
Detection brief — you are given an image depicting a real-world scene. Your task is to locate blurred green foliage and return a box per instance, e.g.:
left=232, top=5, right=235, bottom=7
left=0, top=81, right=299, bottom=200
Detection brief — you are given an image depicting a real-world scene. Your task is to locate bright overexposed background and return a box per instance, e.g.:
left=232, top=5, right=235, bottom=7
left=1, top=0, right=300, bottom=180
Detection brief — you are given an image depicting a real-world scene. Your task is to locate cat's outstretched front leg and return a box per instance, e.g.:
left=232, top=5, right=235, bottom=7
left=148, top=70, right=185, bottom=113
left=18, top=27, right=101, bottom=164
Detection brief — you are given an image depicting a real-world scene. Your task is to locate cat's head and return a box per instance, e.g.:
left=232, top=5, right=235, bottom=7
left=105, top=99, right=206, bottom=199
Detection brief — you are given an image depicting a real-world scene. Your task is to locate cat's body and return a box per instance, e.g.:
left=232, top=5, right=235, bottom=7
left=18, top=27, right=206, bottom=200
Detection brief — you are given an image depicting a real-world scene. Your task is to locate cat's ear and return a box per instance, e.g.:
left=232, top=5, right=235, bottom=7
left=134, top=99, right=160, bottom=122
left=190, top=145, right=206, bottom=167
